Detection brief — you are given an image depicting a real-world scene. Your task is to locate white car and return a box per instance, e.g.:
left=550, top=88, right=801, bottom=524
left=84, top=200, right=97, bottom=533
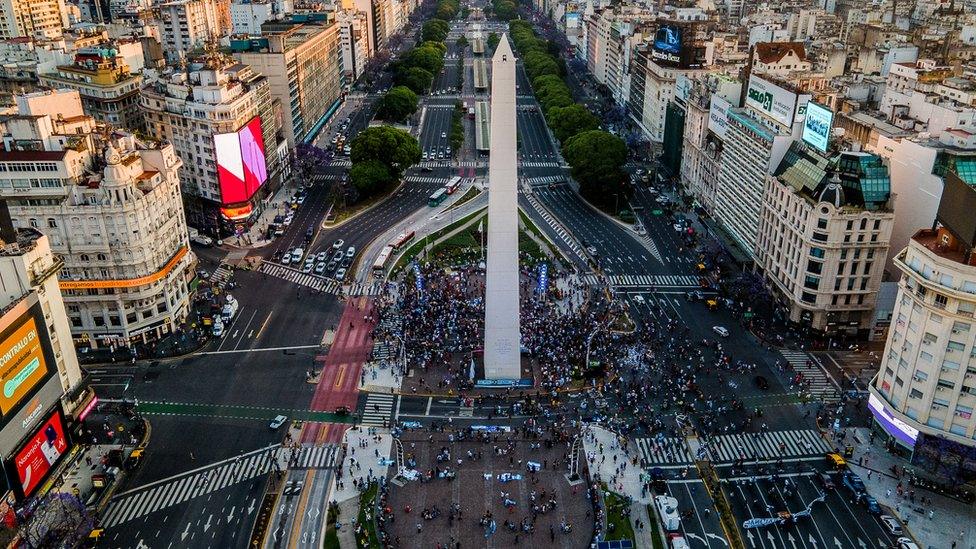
left=654, top=495, right=681, bottom=531
left=302, top=259, right=315, bottom=273
left=291, top=248, right=304, bottom=263
left=880, top=515, right=902, bottom=536
left=315, top=262, right=327, bottom=274
left=280, top=253, right=292, bottom=265
left=712, top=326, right=730, bottom=337
left=283, top=215, right=294, bottom=226
left=633, top=294, right=645, bottom=304
left=656, top=196, right=669, bottom=204
left=269, top=415, right=288, bottom=429
left=896, top=538, right=920, bottom=549
left=441, top=131, right=447, bottom=138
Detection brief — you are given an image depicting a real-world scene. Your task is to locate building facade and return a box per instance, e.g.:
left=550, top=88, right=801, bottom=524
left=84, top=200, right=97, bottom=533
left=160, top=0, right=231, bottom=63
left=141, top=58, right=287, bottom=235
left=0, top=0, right=66, bottom=40
left=0, top=93, right=195, bottom=347
left=757, top=143, right=894, bottom=334
left=234, top=22, right=342, bottom=146
left=38, top=46, right=143, bottom=131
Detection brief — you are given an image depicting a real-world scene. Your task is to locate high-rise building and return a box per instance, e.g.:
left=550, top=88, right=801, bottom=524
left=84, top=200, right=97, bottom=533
left=0, top=90, right=195, bottom=348
left=230, top=0, right=293, bottom=35
left=141, top=57, right=288, bottom=235
left=336, top=9, right=369, bottom=81
left=233, top=21, right=342, bottom=146
left=756, top=143, right=894, bottom=335
left=870, top=173, right=976, bottom=465
left=0, top=0, right=67, bottom=40
left=160, top=0, right=232, bottom=63
left=38, top=46, right=144, bottom=131
left=679, top=74, right=740, bottom=215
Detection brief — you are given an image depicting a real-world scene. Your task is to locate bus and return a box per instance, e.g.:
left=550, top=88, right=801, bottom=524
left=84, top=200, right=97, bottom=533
left=445, top=176, right=462, bottom=195
left=390, top=230, right=416, bottom=250
left=373, top=245, right=394, bottom=274
left=428, top=188, right=448, bottom=207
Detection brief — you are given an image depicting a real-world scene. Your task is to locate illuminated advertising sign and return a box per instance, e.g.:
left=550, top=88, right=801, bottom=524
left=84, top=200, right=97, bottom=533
left=801, top=101, right=834, bottom=152
left=12, top=409, right=69, bottom=498
left=215, top=117, right=268, bottom=205
left=708, top=96, right=731, bottom=140
left=0, top=313, right=50, bottom=417
left=0, top=376, right=63, bottom=458
left=868, top=393, right=919, bottom=448
left=745, top=75, right=798, bottom=129
left=652, top=24, right=682, bottom=66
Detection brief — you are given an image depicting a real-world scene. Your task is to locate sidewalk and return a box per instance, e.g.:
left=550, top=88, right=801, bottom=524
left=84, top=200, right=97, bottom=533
left=581, top=425, right=646, bottom=503
left=843, top=427, right=975, bottom=549
left=332, top=426, right=393, bottom=504
left=224, top=185, right=297, bottom=249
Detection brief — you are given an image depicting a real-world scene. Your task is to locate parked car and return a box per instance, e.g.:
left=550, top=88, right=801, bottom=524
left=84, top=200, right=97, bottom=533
left=896, top=537, right=919, bottom=549
left=345, top=246, right=356, bottom=258
left=880, top=515, right=902, bottom=535
left=825, top=452, right=847, bottom=470
left=842, top=471, right=866, bottom=496
left=860, top=494, right=882, bottom=515
left=335, top=267, right=347, bottom=280
left=315, top=262, right=327, bottom=274
left=332, top=239, right=345, bottom=250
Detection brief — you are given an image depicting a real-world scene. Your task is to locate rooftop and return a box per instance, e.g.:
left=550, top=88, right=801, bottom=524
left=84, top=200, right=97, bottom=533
left=754, top=41, right=806, bottom=64
left=0, top=227, right=44, bottom=257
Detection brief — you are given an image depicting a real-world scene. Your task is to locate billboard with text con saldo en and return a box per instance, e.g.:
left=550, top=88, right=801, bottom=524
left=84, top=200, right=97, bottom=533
left=215, top=117, right=268, bottom=205
left=0, top=297, right=55, bottom=427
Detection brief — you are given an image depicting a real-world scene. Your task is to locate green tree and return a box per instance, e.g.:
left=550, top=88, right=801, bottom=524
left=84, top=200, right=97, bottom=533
left=523, top=50, right=559, bottom=80
left=349, top=159, right=394, bottom=197
left=350, top=126, right=422, bottom=178
left=397, top=66, right=434, bottom=94
left=562, top=130, right=630, bottom=212
left=422, top=19, right=450, bottom=43
left=492, top=0, right=517, bottom=20
left=487, top=33, right=499, bottom=52
left=403, top=44, right=445, bottom=74
left=547, top=104, right=601, bottom=142
left=376, top=86, right=418, bottom=122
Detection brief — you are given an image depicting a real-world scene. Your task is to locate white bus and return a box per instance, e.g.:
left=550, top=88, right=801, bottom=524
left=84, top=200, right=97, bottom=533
left=373, top=245, right=395, bottom=274
left=445, top=176, right=462, bottom=195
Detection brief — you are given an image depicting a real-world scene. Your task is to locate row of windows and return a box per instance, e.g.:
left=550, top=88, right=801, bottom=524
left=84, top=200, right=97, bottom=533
left=0, top=162, right=58, bottom=172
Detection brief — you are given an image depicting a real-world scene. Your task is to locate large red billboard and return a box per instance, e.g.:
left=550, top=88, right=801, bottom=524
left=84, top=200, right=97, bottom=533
left=12, top=409, right=69, bottom=498
left=215, top=117, right=268, bottom=205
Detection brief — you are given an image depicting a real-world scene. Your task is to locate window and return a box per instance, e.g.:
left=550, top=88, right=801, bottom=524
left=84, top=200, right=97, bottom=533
left=801, top=292, right=817, bottom=304
left=840, top=249, right=848, bottom=260
left=810, top=247, right=825, bottom=259
left=914, top=371, right=929, bottom=381
left=28, top=218, right=37, bottom=228
left=909, top=388, right=924, bottom=399
left=846, top=220, right=853, bottom=230
left=46, top=218, right=56, bottom=228
left=948, top=341, right=966, bottom=352
left=817, top=218, right=828, bottom=229
left=804, top=276, right=820, bottom=290
left=935, top=294, right=949, bottom=310
left=860, top=218, right=867, bottom=230
left=927, top=417, right=944, bottom=429
left=812, top=232, right=828, bottom=242
left=838, top=262, right=846, bottom=275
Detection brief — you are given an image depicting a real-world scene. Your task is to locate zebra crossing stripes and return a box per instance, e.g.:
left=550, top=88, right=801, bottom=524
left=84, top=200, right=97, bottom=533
left=706, top=429, right=831, bottom=463
left=520, top=161, right=564, bottom=168
left=346, top=282, right=382, bottom=296
left=210, top=264, right=233, bottom=288
left=258, top=261, right=337, bottom=292
left=372, top=341, right=396, bottom=362
left=524, top=175, right=565, bottom=186
left=361, top=393, right=396, bottom=427
left=637, top=437, right=694, bottom=465
left=781, top=351, right=841, bottom=403
left=405, top=175, right=450, bottom=184
left=101, top=445, right=338, bottom=529
left=580, top=274, right=700, bottom=288
left=329, top=159, right=352, bottom=167
left=523, top=192, right=586, bottom=261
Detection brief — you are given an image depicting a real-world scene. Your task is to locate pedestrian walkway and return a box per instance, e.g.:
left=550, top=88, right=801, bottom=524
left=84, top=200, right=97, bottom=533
left=582, top=425, right=648, bottom=503
left=259, top=261, right=334, bottom=292
left=101, top=444, right=339, bottom=528
left=706, top=429, right=831, bottom=463
left=844, top=427, right=976, bottom=549
left=404, top=175, right=450, bottom=185
left=636, top=437, right=694, bottom=466
left=581, top=274, right=700, bottom=288
left=332, top=427, right=394, bottom=504
left=521, top=160, right=564, bottom=168
left=210, top=263, right=234, bottom=288
left=360, top=393, right=397, bottom=427
left=524, top=175, right=565, bottom=186
left=780, top=351, right=842, bottom=403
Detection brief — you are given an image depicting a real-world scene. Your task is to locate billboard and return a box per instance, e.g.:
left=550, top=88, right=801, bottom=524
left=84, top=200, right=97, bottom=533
left=0, top=304, right=53, bottom=420
left=11, top=408, right=69, bottom=498
left=745, top=75, right=799, bottom=129
left=652, top=24, right=682, bottom=66
left=801, top=101, right=833, bottom=152
left=674, top=74, right=691, bottom=103
left=708, top=96, right=731, bottom=140
left=0, top=376, right=63, bottom=458
left=868, top=393, right=919, bottom=448
left=215, top=117, right=268, bottom=205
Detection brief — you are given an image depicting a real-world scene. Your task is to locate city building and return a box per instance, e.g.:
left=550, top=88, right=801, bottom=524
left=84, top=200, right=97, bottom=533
left=0, top=0, right=67, bottom=40
left=230, top=0, right=293, bottom=35
left=714, top=108, right=792, bottom=261
left=336, top=9, right=369, bottom=81
left=160, top=0, right=232, bottom=63
left=141, top=56, right=288, bottom=235
left=0, top=90, right=195, bottom=348
left=38, top=45, right=144, bottom=131
left=233, top=21, right=342, bottom=146
left=0, top=227, right=81, bottom=501
left=756, top=142, right=894, bottom=334
left=679, top=74, right=740, bottom=215
left=870, top=174, right=976, bottom=472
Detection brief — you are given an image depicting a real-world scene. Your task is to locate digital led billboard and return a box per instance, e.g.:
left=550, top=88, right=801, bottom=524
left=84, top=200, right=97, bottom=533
left=12, top=408, right=69, bottom=498
left=801, top=102, right=834, bottom=152
left=0, top=305, right=52, bottom=420
left=652, top=24, right=682, bottom=66
left=215, top=117, right=268, bottom=205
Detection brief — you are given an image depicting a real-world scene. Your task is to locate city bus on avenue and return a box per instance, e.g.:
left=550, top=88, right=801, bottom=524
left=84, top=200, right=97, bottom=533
left=428, top=188, right=448, bottom=207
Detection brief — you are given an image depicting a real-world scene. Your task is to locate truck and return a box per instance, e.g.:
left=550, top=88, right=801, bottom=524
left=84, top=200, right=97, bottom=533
left=221, top=294, right=239, bottom=323
left=188, top=227, right=214, bottom=247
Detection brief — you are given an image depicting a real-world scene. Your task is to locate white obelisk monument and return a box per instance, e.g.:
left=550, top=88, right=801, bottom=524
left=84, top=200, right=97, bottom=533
left=483, top=35, right=521, bottom=380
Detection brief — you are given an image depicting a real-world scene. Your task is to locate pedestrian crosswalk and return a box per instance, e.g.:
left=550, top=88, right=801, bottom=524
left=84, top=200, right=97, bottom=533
left=781, top=351, right=842, bottom=403
left=523, top=192, right=586, bottom=262
left=314, top=173, right=345, bottom=181
left=520, top=161, right=564, bottom=168
left=100, top=444, right=338, bottom=529
left=636, top=429, right=832, bottom=466
left=347, top=282, right=383, bottom=296
left=361, top=393, right=396, bottom=427
left=372, top=340, right=397, bottom=362
left=210, top=264, right=233, bottom=288
left=259, top=261, right=339, bottom=293
left=329, top=159, right=352, bottom=167
left=637, top=437, right=694, bottom=465
left=581, top=274, right=700, bottom=288
left=405, top=175, right=450, bottom=184
left=524, top=175, right=565, bottom=187
left=705, top=429, right=832, bottom=463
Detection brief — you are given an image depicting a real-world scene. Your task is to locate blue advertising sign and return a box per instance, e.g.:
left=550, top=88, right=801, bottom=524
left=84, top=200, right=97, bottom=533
left=475, top=379, right=534, bottom=388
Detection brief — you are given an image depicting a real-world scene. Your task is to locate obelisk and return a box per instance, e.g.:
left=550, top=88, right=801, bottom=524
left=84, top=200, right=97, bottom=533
left=483, top=34, right=520, bottom=380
